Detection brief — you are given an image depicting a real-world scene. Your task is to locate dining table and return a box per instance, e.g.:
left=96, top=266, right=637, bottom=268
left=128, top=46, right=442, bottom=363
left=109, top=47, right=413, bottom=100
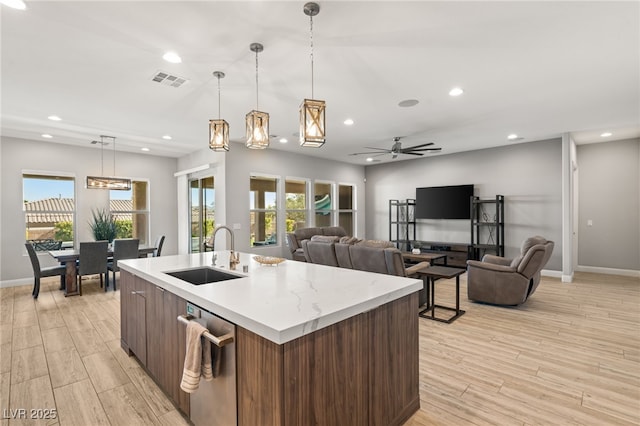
left=48, top=246, right=156, bottom=296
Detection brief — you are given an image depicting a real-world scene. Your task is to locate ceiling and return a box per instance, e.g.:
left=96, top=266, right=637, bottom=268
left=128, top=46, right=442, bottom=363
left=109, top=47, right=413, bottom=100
left=2, top=1, right=639, bottom=165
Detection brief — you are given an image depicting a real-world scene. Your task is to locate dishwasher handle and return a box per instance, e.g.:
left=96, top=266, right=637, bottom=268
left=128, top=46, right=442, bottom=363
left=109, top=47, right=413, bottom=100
left=177, top=314, right=234, bottom=348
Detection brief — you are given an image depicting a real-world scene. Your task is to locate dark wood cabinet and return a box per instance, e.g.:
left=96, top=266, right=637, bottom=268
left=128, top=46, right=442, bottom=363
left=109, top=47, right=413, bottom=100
left=236, top=292, right=419, bottom=426
left=122, top=272, right=418, bottom=425
left=120, top=270, right=190, bottom=415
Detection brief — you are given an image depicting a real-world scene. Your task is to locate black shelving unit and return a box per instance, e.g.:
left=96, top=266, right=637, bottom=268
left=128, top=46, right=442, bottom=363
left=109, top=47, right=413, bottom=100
left=389, top=199, right=416, bottom=252
left=470, top=195, right=504, bottom=260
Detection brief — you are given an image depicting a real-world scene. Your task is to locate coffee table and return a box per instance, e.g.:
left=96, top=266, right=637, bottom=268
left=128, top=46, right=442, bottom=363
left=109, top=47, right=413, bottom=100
left=416, top=266, right=466, bottom=323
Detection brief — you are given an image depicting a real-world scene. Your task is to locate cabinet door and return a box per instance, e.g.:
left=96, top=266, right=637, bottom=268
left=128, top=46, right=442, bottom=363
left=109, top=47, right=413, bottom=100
left=146, top=284, right=165, bottom=381
left=164, top=290, right=190, bottom=415
left=120, top=270, right=134, bottom=353
left=129, top=276, right=148, bottom=365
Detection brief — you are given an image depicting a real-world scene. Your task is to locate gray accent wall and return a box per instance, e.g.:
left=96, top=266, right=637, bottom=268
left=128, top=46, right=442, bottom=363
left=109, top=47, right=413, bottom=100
left=364, top=139, right=564, bottom=271
left=0, top=136, right=178, bottom=283
left=576, top=138, right=640, bottom=270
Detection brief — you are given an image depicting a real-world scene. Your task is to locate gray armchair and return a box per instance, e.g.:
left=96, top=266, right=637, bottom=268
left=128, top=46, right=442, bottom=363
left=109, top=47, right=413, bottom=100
left=466, top=236, right=554, bottom=305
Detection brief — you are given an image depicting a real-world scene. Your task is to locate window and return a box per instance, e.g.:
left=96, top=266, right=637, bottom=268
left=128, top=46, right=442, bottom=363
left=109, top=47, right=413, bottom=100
left=285, top=178, right=307, bottom=232
left=189, top=177, right=215, bottom=253
left=109, top=180, right=149, bottom=246
left=250, top=176, right=278, bottom=247
left=23, top=174, right=75, bottom=249
left=314, top=181, right=333, bottom=227
left=338, top=184, right=355, bottom=236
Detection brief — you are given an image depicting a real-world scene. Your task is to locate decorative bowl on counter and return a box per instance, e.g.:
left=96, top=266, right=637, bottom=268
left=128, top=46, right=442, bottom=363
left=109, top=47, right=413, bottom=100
left=253, top=255, right=286, bottom=266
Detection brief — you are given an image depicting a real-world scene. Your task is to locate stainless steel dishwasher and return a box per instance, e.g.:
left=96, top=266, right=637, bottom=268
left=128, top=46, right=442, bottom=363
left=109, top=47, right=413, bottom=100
left=178, top=302, right=237, bottom=426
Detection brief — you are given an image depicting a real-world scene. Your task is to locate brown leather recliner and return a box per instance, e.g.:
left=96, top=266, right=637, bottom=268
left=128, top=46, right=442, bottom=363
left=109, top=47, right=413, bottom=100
left=466, top=236, right=554, bottom=306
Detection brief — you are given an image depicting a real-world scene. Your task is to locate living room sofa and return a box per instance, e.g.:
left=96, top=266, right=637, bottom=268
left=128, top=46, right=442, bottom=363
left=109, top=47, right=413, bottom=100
left=302, top=237, right=430, bottom=277
left=285, top=226, right=348, bottom=261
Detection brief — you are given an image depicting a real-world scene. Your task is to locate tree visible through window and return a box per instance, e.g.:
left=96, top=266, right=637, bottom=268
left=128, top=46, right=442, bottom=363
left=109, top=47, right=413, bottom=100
left=285, top=179, right=307, bottom=232
left=23, top=174, right=75, bottom=249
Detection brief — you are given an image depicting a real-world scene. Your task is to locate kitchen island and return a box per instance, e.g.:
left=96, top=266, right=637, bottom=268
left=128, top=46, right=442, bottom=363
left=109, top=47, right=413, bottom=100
left=119, top=251, right=422, bottom=426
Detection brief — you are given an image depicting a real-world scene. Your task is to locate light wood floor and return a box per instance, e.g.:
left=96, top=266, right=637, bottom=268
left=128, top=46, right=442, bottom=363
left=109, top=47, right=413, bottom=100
left=1, top=272, right=638, bottom=425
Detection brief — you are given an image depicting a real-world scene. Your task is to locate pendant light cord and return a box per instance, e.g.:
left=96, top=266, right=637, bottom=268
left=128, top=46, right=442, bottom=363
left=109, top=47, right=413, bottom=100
left=100, top=136, right=105, bottom=176
left=255, top=49, right=260, bottom=110
left=217, top=75, right=222, bottom=119
left=310, top=14, right=314, bottom=99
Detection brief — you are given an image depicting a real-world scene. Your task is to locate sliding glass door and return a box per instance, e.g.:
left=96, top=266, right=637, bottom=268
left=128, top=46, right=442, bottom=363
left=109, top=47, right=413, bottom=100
left=189, top=176, right=215, bottom=253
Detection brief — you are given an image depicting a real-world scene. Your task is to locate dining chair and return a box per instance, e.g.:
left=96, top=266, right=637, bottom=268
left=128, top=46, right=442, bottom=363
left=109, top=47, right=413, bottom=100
left=153, top=235, right=165, bottom=257
left=107, top=238, right=139, bottom=291
left=78, top=241, right=109, bottom=295
left=25, top=242, right=66, bottom=299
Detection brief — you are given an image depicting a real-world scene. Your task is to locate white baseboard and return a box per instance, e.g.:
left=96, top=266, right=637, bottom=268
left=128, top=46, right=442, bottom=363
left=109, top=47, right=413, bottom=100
left=541, top=269, right=563, bottom=279
left=575, top=265, right=640, bottom=278
left=0, top=278, right=31, bottom=289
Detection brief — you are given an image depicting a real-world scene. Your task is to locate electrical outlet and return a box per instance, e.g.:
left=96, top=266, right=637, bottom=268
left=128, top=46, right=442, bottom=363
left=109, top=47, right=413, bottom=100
left=587, top=219, right=593, bottom=227
left=233, top=223, right=241, bottom=230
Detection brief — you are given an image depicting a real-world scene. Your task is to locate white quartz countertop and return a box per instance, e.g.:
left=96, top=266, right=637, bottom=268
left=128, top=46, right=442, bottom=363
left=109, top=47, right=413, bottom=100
left=119, top=251, right=422, bottom=345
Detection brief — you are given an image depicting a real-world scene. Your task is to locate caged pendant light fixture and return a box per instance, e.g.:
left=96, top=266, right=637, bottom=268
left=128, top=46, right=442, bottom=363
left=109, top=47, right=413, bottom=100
left=86, top=135, right=132, bottom=190
left=209, top=71, right=230, bottom=151
left=300, top=2, right=326, bottom=148
left=245, top=43, right=270, bottom=149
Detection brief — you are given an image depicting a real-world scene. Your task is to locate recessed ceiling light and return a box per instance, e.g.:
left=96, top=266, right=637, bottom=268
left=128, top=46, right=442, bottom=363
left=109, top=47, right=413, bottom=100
left=600, top=132, right=612, bottom=137
left=279, top=138, right=288, bottom=144
left=41, top=134, right=52, bottom=139
left=162, top=135, right=172, bottom=140
left=47, top=115, right=62, bottom=121
left=366, top=157, right=373, bottom=162
left=507, top=134, right=519, bottom=140
left=1, top=0, right=27, bottom=10
left=344, top=118, right=354, bottom=126
left=449, top=87, right=464, bottom=97
left=162, top=52, right=182, bottom=64
left=141, top=147, right=150, bottom=152
left=398, top=99, right=419, bottom=108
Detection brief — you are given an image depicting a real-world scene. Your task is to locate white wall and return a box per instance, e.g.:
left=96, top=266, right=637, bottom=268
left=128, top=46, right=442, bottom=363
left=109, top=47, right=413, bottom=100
left=364, top=138, right=564, bottom=271
left=576, top=138, right=640, bottom=271
left=178, top=142, right=366, bottom=259
left=0, top=136, right=178, bottom=284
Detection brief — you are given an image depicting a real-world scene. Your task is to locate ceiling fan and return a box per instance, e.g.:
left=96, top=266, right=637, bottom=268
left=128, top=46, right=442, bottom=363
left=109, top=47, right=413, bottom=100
left=349, top=137, right=442, bottom=159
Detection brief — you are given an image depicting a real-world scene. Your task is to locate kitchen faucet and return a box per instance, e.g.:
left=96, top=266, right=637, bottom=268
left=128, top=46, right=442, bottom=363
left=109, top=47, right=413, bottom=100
left=211, top=225, right=240, bottom=270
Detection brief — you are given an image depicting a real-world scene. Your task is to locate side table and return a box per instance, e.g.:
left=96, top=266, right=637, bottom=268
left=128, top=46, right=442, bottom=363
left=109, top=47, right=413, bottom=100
left=416, top=266, right=466, bottom=323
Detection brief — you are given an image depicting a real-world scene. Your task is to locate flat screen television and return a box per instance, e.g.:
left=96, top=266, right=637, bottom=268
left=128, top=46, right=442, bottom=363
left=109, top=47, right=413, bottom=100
left=415, top=184, right=474, bottom=219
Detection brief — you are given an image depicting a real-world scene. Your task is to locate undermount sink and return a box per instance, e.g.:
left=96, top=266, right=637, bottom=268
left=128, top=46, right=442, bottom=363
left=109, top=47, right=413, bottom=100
left=165, top=267, right=242, bottom=285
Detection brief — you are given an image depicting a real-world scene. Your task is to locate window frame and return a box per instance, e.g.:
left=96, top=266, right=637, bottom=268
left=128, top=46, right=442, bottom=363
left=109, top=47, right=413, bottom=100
left=284, top=176, right=310, bottom=233
left=313, top=179, right=335, bottom=227
left=249, top=173, right=280, bottom=248
left=109, top=179, right=150, bottom=246
left=337, top=182, right=357, bottom=236
left=22, top=171, right=77, bottom=250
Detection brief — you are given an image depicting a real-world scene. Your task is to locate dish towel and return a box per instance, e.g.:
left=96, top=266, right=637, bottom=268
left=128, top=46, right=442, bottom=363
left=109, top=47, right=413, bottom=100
left=180, top=321, right=214, bottom=393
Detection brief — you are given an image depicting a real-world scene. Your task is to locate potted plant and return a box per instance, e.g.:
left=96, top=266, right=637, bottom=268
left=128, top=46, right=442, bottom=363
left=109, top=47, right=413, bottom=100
left=89, top=208, right=117, bottom=242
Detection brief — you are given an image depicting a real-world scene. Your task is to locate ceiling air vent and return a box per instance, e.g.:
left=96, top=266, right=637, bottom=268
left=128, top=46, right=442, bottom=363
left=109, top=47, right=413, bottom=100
left=151, top=71, right=189, bottom=88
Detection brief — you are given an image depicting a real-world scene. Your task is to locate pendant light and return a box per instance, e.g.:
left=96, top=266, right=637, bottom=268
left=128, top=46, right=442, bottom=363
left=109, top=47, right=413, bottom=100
left=86, top=135, right=132, bottom=190
left=245, top=42, right=270, bottom=149
left=209, top=71, right=230, bottom=151
left=300, top=2, right=326, bottom=148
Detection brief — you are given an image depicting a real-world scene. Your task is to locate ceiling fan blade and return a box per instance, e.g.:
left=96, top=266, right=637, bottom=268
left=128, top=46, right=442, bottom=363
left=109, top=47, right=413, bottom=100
left=349, top=150, right=388, bottom=156
left=409, top=147, right=442, bottom=152
left=363, top=146, right=392, bottom=151
left=402, top=152, right=424, bottom=156
left=400, top=142, right=434, bottom=151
